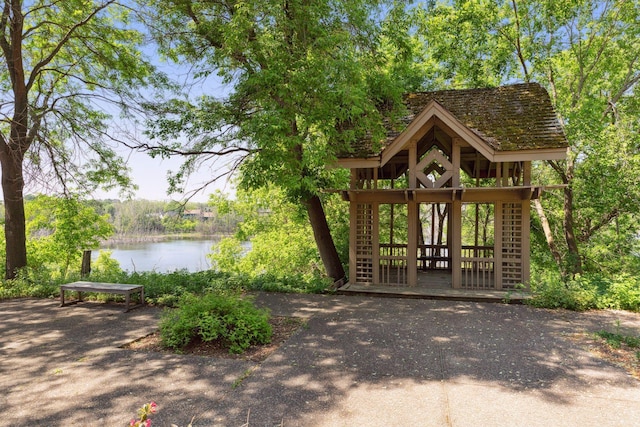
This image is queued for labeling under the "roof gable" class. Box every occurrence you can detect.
[338,83,569,166]
[380,99,493,167]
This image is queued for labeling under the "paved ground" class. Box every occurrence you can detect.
[1,294,640,426]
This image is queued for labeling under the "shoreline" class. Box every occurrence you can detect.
[99,232,231,246]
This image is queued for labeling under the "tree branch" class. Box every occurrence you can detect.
[27,0,116,91]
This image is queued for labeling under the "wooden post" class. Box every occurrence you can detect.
[452,138,461,187]
[407,141,418,286]
[408,199,418,286]
[451,200,462,289]
[502,162,510,187]
[523,161,531,186]
[81,250,91,278]
[408,141,417,189]
[451,138,462,289]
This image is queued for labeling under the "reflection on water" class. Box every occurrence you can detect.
[93,238,219,272]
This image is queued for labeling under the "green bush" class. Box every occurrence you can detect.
[529,272,640,312]
[247,272,330,294]
[594,274,640,311]
[159,292,272,354]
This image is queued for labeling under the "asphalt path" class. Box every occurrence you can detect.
[1,293,639,426]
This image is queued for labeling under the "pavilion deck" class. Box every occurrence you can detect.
[338,270,529,304]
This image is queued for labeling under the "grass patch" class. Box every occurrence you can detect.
[595,330,640,350]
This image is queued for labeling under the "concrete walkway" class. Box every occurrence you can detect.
[1,294,639,426]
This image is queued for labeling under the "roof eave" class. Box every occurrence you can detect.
[493,147,568,162]
[334,157,381,169]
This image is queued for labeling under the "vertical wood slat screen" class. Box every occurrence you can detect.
[355,203,374,284]
[502,202,523,289]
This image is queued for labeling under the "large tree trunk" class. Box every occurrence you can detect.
[562,184,582,276]
[1,148,27,279]
[1,3,30,279]
[562,156,582,277]
[547,157,583,278]
[304,194,345,282]
[532,199,563,270]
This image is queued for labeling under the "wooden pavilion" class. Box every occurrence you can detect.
[336,83,568,293]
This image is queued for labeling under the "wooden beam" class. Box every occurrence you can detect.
[347,186,545,204]
[408,141,417,189]
[493,148,567,162]
[335,158,380,169]
[452,137,461,187]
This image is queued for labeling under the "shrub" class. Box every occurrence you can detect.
[0,267,62,300]
[595,274,640,312]
[528,271,596,311]
[247,272,330,294]
[529,272,640,312]
[159,292,272,354]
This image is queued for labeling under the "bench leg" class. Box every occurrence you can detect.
[60,288,65,307]
[125,292,131,312]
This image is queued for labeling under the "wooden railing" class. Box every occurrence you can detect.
[417,244,450,270]
[376,243,496,289]
[379,244,408,285]
[461,245,495,289]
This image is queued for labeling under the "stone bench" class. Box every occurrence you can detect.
[60,281,144,312]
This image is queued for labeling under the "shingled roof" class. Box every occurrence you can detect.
[342,82,568,159]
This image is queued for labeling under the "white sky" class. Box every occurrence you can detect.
[94,149,236,203]
[94,56,237,203]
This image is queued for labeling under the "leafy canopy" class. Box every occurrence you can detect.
[143,0,413,200]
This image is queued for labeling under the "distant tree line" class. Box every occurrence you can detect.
[85,199,240,237]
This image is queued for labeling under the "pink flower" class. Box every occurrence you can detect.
[149,402,157,413]
[130,419,137,427]
[144,420,152,427]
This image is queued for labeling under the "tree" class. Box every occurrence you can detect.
[412,0,640,278]
[25,195,113,278]
[140,0,414,281]
[0,0,160,278]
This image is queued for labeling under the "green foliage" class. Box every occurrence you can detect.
[161,216,197,234]
[90,251,126,282]
[596,330,640,350]
[410,0,640,279]
[247,273,330,294]
[208,186,345,288]
[529,272,640,312]
[595,275,640,312]
[528,272,599,311]
[23,195,113,279]
[159,292,272,354]
[0,267,61,300]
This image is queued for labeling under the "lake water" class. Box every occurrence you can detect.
[93,238,219,272]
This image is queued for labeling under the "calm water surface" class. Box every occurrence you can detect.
[93,238,219,272]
